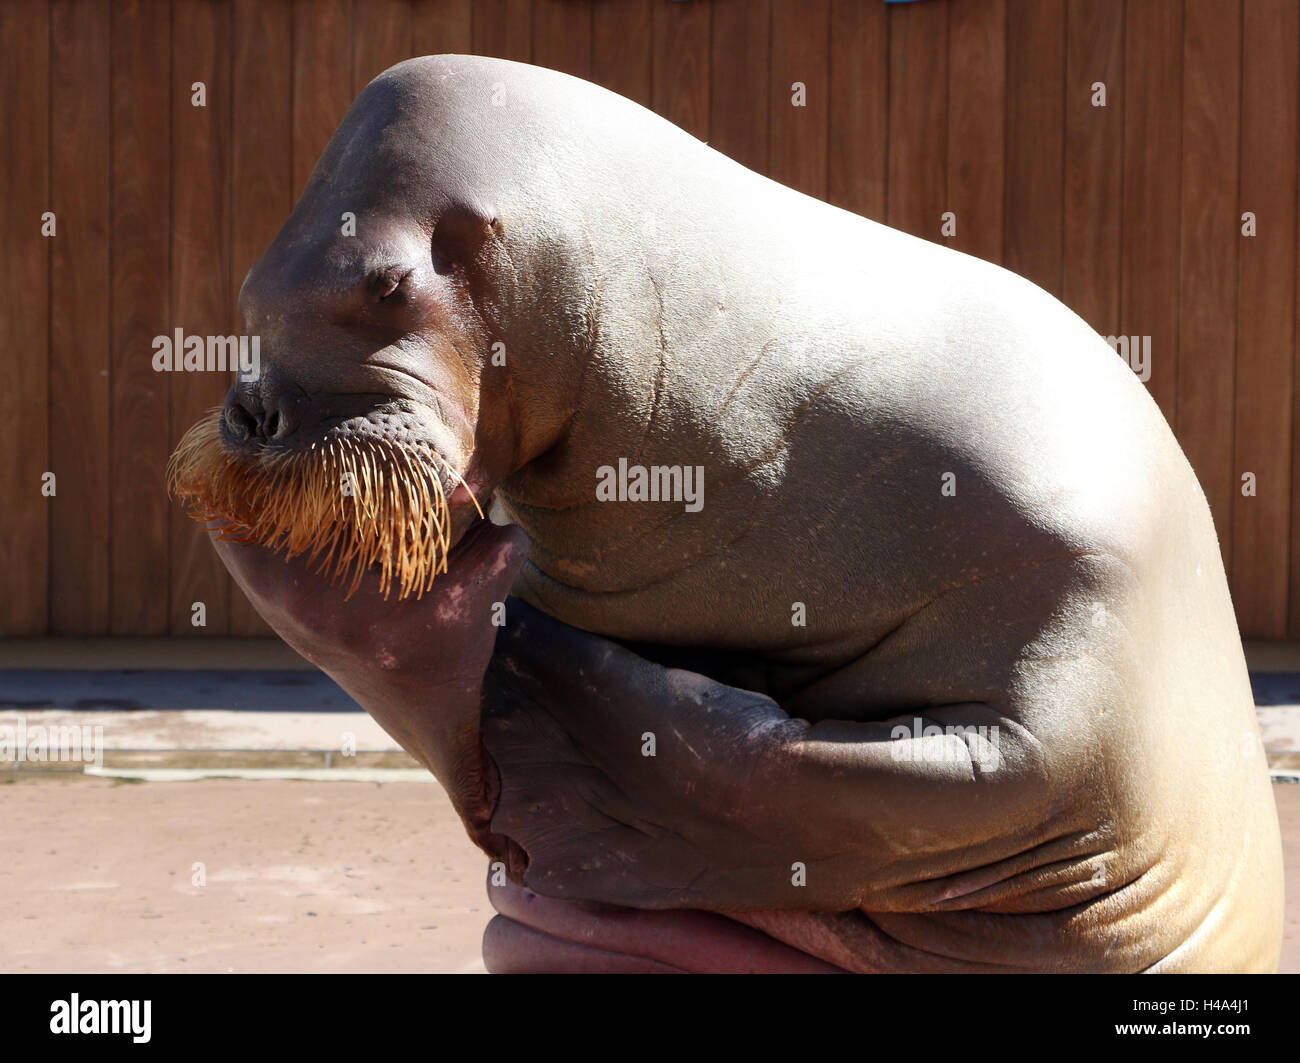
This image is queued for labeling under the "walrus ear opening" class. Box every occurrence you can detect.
[432,204,502,274]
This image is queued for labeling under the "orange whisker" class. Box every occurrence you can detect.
[165,409,475,600]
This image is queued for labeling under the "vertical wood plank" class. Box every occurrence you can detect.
[769,0,828,200]
[49,0,111,634]
[110,0,171,636]
[1005,0,1065,294]
[652,0,709,140]
[947,0,1005,263]
[0,0,49,635]
[170,0,232,637]
[1177,0,1240,573]
[292,0,352,200]
[413,0,473,56]
[1063,0,1124,337]
[1234,0,1297,637]
[827,0,887,221]
[533,0,591,80]
[1120,0,1182,423]
[229,0,293,638]
[1292,50,1300,638]
[473,0,531,61]
[886,0,948,240]
[353,0,414,94]
[711,0,769,173]
[592,0,652,107]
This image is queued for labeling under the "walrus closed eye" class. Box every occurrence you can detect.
[167,410,481,600]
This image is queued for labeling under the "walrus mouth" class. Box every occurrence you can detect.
[166,409,481,600]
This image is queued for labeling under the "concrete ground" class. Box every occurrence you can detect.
[0,774,489,973]
[1281,783,1300,972]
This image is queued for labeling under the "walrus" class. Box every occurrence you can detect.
[170,54,1284,972]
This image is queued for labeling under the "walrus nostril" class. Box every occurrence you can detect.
[223,401,257,442]
[222,394,299,444]
[266,397,300,439]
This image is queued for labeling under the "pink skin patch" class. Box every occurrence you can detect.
[483,878,847,974]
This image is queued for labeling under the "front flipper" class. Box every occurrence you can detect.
[482,598,1091,917]
[210,521,531,861]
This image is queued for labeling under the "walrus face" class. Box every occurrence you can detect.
[168,204,499,600]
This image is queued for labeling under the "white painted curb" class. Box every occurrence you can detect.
[84,766,434,783]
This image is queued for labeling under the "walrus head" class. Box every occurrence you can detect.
[165,216,490,602]
[168,56,595,599]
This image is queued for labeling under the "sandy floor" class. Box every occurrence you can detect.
[1279,783,1300,972]
[0,775,489,973]
[2,773,1297,974]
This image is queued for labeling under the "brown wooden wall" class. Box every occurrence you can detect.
[2,0,1299,639]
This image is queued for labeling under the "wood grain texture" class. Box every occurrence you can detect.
[592,0,652,107]
[413,0,473,56]
[1120,0,1183,423]
[292,0,352,200]
[110,0,171,636]
[0,0,50,635]
[946,0,1005,263]
[1291,31,1300,639]
[711,0,770,174]
[1234,0,1298,637]
[1005,0,1065,295]
[1176,0,1240,576]
[1063,0,1124,338]
[353,0,414,95]
[652,0,709,140]
[473,0,531,61]
[49,0,111,634]
[533,0,591,79]
[827,0,887,221]
[886,0,948,240]
[769,0,828,200]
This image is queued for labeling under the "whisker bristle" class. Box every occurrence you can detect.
[166,411,467,601]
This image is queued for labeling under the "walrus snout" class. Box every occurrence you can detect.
[170,392,485,600]
[222,386,303,446]
[218,377,463,459]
